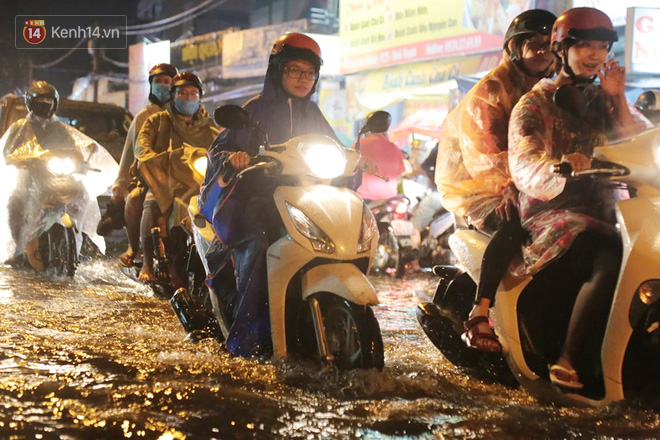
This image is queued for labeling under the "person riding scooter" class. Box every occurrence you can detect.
[200,33,344,358]
[1,81,118,267]
[101,63,178,269]
[508,7,653,391]
[135,71,219,286]
[435,9,557,353]
[355,120,405,203]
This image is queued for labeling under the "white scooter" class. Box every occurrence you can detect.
[176,105,386,369]
[418,125,660,406]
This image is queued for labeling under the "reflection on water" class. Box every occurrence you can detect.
[0,261,657,439]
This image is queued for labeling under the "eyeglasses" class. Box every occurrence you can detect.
[283,66,318,81]
[524,39,550,53]
[177,90,200,99]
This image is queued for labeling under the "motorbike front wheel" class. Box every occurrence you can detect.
[371,228,402,277]
[39,224,77,277]
[302,293,384,370]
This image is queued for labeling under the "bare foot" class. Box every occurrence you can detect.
[139,263,156,283]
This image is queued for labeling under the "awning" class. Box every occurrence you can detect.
[390,107,447,144]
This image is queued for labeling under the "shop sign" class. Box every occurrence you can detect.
[363,52,501,94]
[222,19,308,79]
[339,0,531,73]
[625,7,660,75]
[170,30,234,69]
[573,0,659,27]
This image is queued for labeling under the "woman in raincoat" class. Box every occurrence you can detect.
[435,9,557,353]
[508,7,652,390]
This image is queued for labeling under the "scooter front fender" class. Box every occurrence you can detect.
[301,263,379,305]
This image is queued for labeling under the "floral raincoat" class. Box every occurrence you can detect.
[508,79,652,276]
[435,52,541,228]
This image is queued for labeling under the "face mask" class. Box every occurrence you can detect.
[31,101,53,119]
[151,83,171,103]
[174,97,200,116]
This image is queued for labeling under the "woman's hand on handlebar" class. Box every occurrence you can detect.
[560,152,592,173]
[229,151,250,170]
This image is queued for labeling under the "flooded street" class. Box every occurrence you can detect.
[0,258,658,439]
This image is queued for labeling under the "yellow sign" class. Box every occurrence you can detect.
[339,0,532,72]
[362,52,501,94]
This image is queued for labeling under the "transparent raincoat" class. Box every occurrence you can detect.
[434,52,541,228]
[508,79,652,275]
[0,116,119,262]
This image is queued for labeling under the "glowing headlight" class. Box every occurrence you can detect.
[48,157,75,175]
[358,204,378,253]
[286,202,335,253]
[193,156,208,176]
[638,280,660,305]
[299,142,346,179]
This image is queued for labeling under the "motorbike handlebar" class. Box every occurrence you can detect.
[550,159,630,178]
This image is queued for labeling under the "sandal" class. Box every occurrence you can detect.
[119,251,135,268]
[548,364,584,391]
[138,266,156,283]
[461,315,501,353]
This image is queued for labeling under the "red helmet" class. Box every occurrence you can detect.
[551,7,618,50]
[171,72,203,96]
[269,32,322,70]
[148,63,178,82]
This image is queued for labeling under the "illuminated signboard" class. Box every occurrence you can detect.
[339,0,534,73]
[572,0,660,26]
[625,7,660,75]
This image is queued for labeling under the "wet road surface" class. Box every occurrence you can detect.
[0,258,658,439]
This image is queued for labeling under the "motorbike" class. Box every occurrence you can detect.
[119,145,212,301]
[368,194,419,278]
[417,123,660,406]
[175,105,386,369]
[0,122,118,276]
[410,189,455,268]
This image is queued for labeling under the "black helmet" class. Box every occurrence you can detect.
[148,63,178,83]
[504,9,556,50]
[25,81,59,118]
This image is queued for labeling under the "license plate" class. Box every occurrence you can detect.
[391,219,416,237]
[398,237,412,246]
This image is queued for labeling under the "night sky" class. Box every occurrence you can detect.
[0,0,139,97]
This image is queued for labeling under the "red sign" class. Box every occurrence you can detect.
[23,20,46,45]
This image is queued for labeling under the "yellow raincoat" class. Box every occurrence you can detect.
[435,52,543,228]
[135,106,219,229]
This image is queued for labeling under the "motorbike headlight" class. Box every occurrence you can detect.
[299,141,346,179]
[286,201,335,253]
[193,156,208,177]
[48,157,75,175]
[358,204,378,253]
[638,280,660,305]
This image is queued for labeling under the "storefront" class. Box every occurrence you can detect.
[328,0,533,163]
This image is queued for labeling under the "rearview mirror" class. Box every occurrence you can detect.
[214,105,250,129]
[554,85,588,119]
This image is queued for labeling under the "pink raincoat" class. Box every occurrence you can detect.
[435,52,541,228]
[508,79,652,275]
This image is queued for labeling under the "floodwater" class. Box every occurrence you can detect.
[0,258,658,440]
